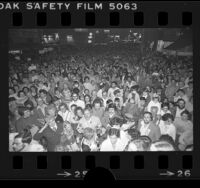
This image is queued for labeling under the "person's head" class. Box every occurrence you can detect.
[70,104,77,113]
[84,108,92,120]
[179,81,185,88]
[84,89,90,95]
[75,107,84,118]
[13,128,32,151]
[91,90,97,98]
[102,91,108,99]
[9,87,16,96]
[177,89,185,97]
[18,106,31,118]
[143,112,152,124]
[54,87,60,95]
[150,141,175,151]
[177,99,186,109]
[72,92,79,101]
[114,98,120,106]
[150,106,159,116]
[47,104,57,117]
[84,94,91,103]
[108,103,116,116]
[181,110,190,121]
[162,113,174,125]
[22,87,30,95]
[111,81,117,89]
[127,76,132,82]
[73,81,79,88]
[93,99,102,109]
[132,136,152,151]
[63,121,74,137]
[59,103,68,113]
[36,97,44,106]
[152,93,159,102]
[108,128,120,145]
[83,127,95,140]
[39,89,47,98]
[162,103,169,113]
[17,90,26,98]
[113,89,121,97]
[84,76,90,83]
[140,97,146,106]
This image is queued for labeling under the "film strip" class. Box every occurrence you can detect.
[0,1,200,180]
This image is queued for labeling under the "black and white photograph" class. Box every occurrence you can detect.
[9,28,193,152]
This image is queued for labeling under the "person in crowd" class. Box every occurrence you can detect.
[92,99,105,122]
[33,104,64,151]
[15,106,43,133]
[158,113,176,141]
[137,112,161,142]
[69,92,85,110]
[147,93,161,115]
[12,128,46,152]
[174,110,193,150]
[84,94,92,106]
[58,103,70,122]
[77,107,102,133]
[81,127,98,151]
[160,103,171,117]
[100,128,127,151]
[174,99,186,120]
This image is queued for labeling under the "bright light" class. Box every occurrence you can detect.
[133,33,137,36]
[96,30,99,34]
[88,35,93,39]
[104,30,110,33]
[89,32,93,35]
[88,40,92,43]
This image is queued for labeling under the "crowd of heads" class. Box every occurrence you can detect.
[9,44,193,152]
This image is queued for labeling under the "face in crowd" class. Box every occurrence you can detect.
[84,109,92,120]
[178,100,185,109]
[12,137,24,151]
[143,113,152,124]
[72,93,78,101]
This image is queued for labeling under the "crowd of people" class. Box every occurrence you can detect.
[9,44,193,152]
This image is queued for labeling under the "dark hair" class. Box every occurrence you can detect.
[72,88,80,95]
[18,106,30,116]
[54,87,60,93]
[24,100,34,111]
[158,135,177,150]
[39,89,47,95]
[162,113,174,121]
[108,103,116,110]
[106,99,113,105]
[85,104,93,110]
[181,110,190,117]
[162,102,169,108]
[177,98,186,104]
[140,97,146,101]
[143,111,153,120]
[22,87,30,93]
[93,98,102,107]
[75,106,83,115]
[15,128,32,144]
[177,89,185,94]
[84,94,91,102]
[108,128,120,138]
[114,97,120,102]
[17,90,25,98]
